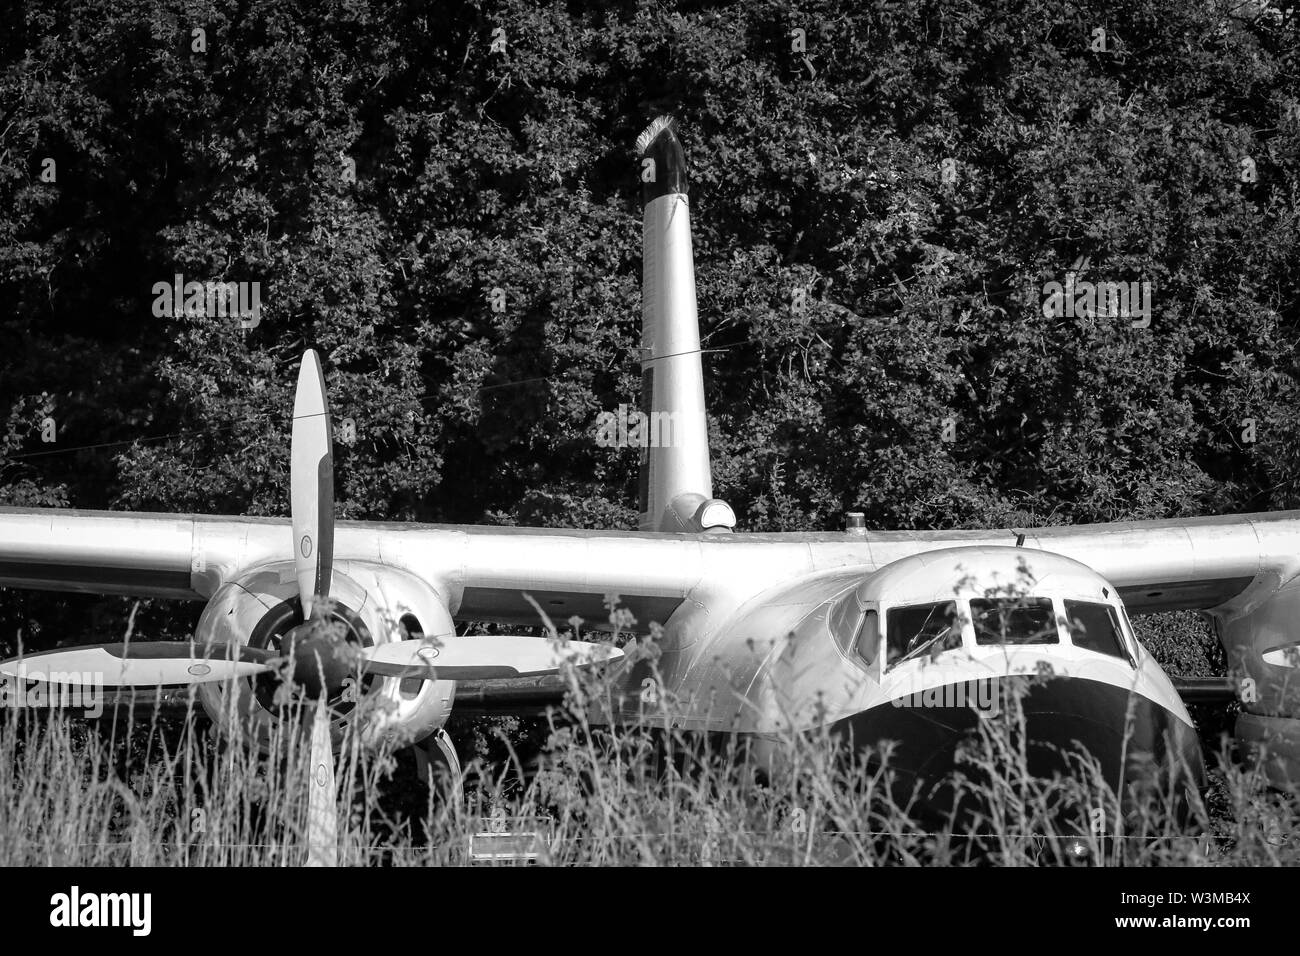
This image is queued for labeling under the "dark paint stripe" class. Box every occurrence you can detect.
[315,452,333,599]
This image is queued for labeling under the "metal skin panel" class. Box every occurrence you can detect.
[637,548,1192,736]
[851,545,1119,608]
[660,549,1203,802]
[0,509,197,598]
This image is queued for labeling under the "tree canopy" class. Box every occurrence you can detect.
[2,0,1298,647]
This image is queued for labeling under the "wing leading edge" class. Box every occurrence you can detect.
[1,506,1299,624]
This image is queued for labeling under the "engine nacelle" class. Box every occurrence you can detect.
[195,561,456,749]
[1217,572,1300,791]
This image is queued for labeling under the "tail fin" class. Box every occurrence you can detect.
[635,117,735,534]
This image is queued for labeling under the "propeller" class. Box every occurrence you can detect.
[0,350,624,701]
[0,630,623,693]
[291,348,334,622]
[362,634,623,681]
[306,698,337,867]
[0,349,624,865]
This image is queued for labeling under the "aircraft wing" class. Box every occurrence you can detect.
[2,506,1299,623]
[0,508,201,599]
[0,507,703,632]
[3,505,1300,729]
[970,509,1300,616]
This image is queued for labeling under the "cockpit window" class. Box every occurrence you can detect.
[970,597,1058,645]
[855,610,880,665]
[828,594,880,668]
[1064,600,1129,661]
[887,601,960,667]
[829,593,864,652]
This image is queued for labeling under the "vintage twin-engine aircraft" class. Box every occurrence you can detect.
[1,117,1299,816]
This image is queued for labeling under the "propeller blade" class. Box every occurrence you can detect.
[304,699,338,867]
[291,349,335,621]
[358,636,624,681]
[0,642,275,687]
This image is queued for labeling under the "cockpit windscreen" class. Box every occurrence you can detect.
[970,597,1058,646]
[887,601,960,667]
[1063,600,1131,661]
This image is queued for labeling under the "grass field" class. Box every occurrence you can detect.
[1,655,1297,867]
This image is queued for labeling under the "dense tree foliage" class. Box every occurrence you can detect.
[1,0,1298,650]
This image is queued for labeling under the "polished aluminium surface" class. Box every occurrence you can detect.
[0,504,1293,613]
[1,504,1298,725]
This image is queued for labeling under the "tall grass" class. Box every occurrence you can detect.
[0,668,1296,866]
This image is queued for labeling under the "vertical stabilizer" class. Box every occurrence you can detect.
[635,116,735,534]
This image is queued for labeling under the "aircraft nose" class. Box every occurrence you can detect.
[832,674,1204,825]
